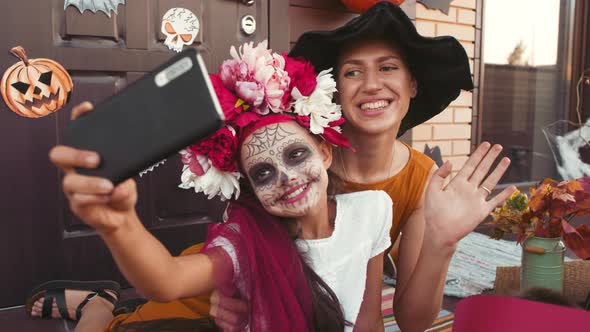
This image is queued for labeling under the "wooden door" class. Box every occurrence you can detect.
[581,2,590,123]
[0,0,269,308]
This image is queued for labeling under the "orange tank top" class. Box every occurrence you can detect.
[332,144,434,255]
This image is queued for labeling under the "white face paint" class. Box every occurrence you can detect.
[241,122,330,219]
[161,8,200,53]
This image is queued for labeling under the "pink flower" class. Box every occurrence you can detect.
[255,53,290,113]
[236,40,275,79]
[180,149,210,176]
[224,41,290,114]
[219,59,248,91]
[236,81,265,109]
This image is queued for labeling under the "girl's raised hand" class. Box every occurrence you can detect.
[49,102,138,234]
[423,142,516,250]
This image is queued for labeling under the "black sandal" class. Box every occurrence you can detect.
[25,280,120,321]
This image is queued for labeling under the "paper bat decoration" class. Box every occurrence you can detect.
[417,0,453,14]
[64,0,126,18]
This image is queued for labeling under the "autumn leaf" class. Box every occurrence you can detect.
[574,190,590,216]
[578,177,590,192]
[561,221,590,259]
[552,191,576,203]
[528,190,548,212]
[562,179,583,193]
[549,196,577,216]
[541,178,558,186]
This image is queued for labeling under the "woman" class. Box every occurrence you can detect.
[288,2,514,331]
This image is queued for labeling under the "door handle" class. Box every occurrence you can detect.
[241,0,255,5]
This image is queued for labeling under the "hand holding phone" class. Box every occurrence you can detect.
[50,102,140,233]
[63,48,224,184]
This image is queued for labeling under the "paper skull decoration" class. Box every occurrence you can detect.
[161,8,199,53]
[1,46,73,118]
[340,0,405,13]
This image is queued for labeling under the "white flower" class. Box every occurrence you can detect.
[179,164,241,201]
[315,69,338,96]
[291,69,341,134]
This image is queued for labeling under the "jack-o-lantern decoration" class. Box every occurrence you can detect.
[340,0,405,13]
[1,46,73,118]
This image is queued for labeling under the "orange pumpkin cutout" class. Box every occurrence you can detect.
[1,46,73,118]
[340,0,405,13]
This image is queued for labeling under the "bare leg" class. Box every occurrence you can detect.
[74,296,115,332]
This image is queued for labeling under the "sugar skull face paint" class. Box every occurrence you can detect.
[241,121,330,218]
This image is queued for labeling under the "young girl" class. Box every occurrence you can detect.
[48,41,391,331]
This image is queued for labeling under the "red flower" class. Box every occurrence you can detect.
[210,74,243,122]
[190,127,239,172]
[282,54,318,106]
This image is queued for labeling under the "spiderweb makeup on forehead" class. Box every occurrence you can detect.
[242,124,294,159]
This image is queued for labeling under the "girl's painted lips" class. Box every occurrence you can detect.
[280,183,311,203]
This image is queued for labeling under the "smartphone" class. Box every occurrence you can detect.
[63,48,224,184]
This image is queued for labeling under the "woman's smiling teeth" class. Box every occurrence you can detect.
[360,100,390,111]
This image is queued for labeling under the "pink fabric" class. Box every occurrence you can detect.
[453,295,590,331]
[201,190,314,332]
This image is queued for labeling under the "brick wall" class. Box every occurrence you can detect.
[412,0,481,177]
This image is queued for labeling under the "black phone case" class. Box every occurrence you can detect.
[63,48,224,184]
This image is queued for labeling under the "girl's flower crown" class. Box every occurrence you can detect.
[179,40,351,201]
